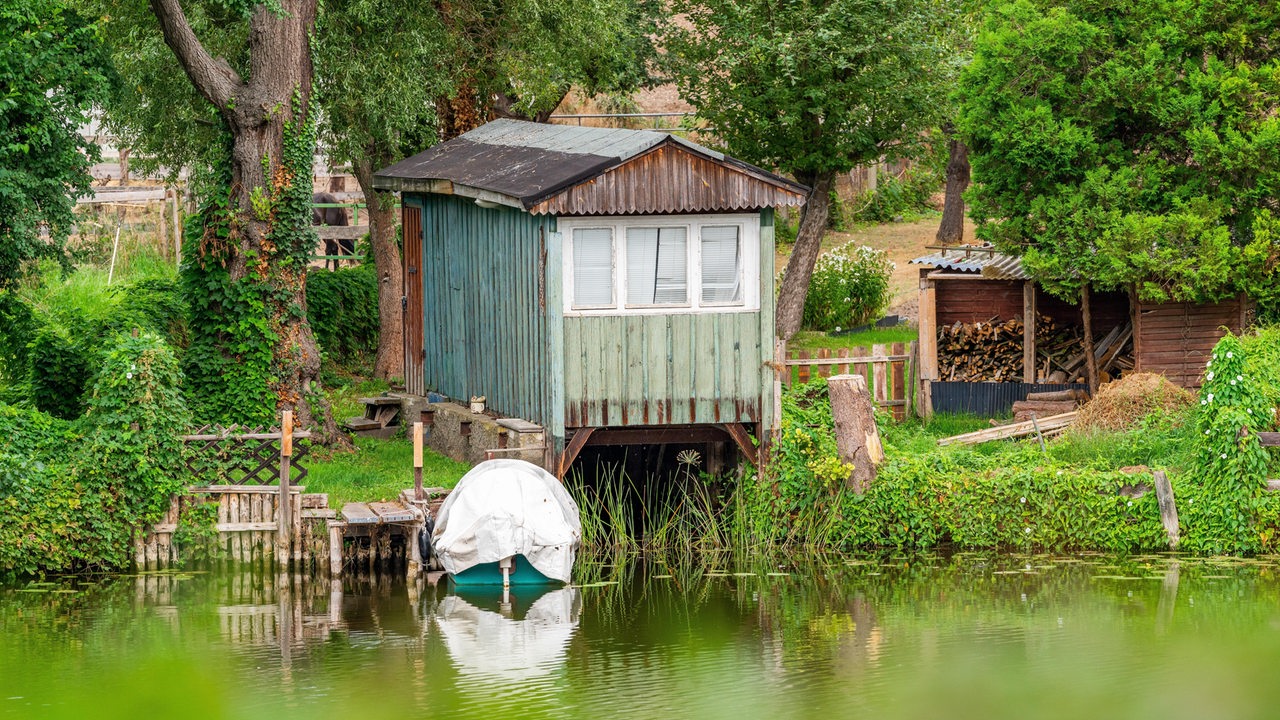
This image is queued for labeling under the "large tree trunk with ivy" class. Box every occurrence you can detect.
[151,0,345,445]
[775,171,835,341]
[353,155,404,380]
[936,122,970,245]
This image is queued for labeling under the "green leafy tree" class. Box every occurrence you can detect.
[664,0,955,340]
[0,0,115,287]
[959,0,1280,349]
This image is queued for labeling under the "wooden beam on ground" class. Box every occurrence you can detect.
[1258,432,1280,447]
[937,411,1079,446]
[558,427,595,478]
[721,423,759,466]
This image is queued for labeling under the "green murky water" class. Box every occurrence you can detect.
[4,554,1280,719]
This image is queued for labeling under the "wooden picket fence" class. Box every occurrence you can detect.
[135,414,315,570]
[781,341,917,420]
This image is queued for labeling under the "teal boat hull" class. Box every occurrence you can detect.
[449,554,562,586]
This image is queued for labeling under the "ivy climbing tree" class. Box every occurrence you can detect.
[104,0,345,440]
[663,0,955,341]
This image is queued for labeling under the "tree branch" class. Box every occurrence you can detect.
[149,0,242,110]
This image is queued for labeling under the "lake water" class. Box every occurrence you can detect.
[4,553,1280,719]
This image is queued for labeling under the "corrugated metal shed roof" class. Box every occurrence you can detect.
[910,245,1029,280]
[373,119,807,213]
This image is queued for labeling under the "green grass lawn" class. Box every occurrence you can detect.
[304,437,470,507]
[788,325,919,354]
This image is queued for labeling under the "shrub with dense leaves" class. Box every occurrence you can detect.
[27,324,90,419]
[306,262,379,367]
[0,332,190,576]
[797,243,893,332]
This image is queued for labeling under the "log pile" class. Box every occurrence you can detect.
[938,315,1134,383]
[1011,389,1089,422]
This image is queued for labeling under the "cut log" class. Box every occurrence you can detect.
[1012,400,1080,422]
[1025,389,1088,402]
[1153,470,1179,548]
[938,411,1078,446]
[829,374,883,494]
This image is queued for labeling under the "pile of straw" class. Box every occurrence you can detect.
[1075,372,1194,431]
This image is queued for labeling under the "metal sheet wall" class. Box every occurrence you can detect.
[416,193,556,427]
[931,382,1090,416]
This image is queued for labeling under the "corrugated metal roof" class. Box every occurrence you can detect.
[373,118,805,213]
[910,245,1029,280]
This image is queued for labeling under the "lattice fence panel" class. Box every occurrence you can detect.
[182,425,311,486]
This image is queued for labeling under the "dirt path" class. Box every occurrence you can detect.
[774,216,976,322]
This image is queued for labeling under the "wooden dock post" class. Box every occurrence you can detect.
[278,410,293,568]
[1153,470,1180,548]
[413,421,424,501]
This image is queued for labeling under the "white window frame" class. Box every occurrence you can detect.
[561,214,760,316]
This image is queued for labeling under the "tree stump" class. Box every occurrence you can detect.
[829,374,884,493]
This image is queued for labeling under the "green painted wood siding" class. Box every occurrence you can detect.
[562,210,776,431]
[414,193,558,429]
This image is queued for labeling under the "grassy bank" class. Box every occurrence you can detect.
[305,436,469,507]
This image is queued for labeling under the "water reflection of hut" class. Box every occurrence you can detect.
[434,587,581,682]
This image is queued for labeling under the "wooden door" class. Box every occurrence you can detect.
[402,204,424,395]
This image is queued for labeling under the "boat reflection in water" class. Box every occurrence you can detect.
[434,585,581,682]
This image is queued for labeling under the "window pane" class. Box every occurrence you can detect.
[573,228,614,307]
[701,225,741,303]
[626,227,687,305]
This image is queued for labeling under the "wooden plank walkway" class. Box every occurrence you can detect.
[340,501,417,525]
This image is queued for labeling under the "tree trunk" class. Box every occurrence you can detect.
[1080,284,1099,393]
[935,122,970,245]
[775,171,835,341]
[151,0,346,446]
[829,374,883,494]
[354,156,404,380]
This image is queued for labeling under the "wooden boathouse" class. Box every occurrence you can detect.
[374,119,808,475]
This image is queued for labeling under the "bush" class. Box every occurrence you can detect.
[851,166,939,224]
[307,263,379,367]
[798,243,893,332]
[0,332,190,576]
[27,324,90,419]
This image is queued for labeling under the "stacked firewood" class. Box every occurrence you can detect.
[938,315,1134,383]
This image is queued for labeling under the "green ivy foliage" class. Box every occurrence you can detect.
[1180,335,1277,554]
[0,332,190,577]
[27,324,90,420]
[306,263,379,367]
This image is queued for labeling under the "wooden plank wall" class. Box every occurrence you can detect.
[417,193,557,427]
[402,202,425,395]
[1134,296,1244,388]
[134,487,305,571]
[784,343,912,420]
[563,311,765,427]
[935,277,1024,325]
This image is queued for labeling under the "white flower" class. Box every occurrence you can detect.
[1024,527,1032,535]
[834,326,841,332]
[130,364,136,372]
[1201,400,1207,406]
[1221,453,1228,459]
[1227,351,1234,358]
[1207,393,1214,403]
[1205,430,1211,435]
[1020,497,1027,503]
[126,372,133,379]
[1238,375,1244,382]
[1127,501,1133,507]
[1247,408,1252,414]
[1231,380,1237,385]
[1207,371,1215,381]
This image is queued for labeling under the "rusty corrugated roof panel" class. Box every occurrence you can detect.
[374,118,807,214]
[909,245,1029,280]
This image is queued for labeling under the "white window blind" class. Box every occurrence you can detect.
[626,227,687,305]
[573,228,614,307]
[701,225,742,304]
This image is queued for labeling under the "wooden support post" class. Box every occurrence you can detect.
[328,521,343,575]
[1081,285,1099,393]
[774,339,785,437]
[1023,280,1037,383]
[278,410,293,568]
[557,427,594,479]
[917,277,937,418]
[413,421,424,501]
[1153,470,1179,549]
[722,423,759,466]
[829,374,883,493]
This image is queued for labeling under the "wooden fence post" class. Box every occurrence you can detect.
[413,421,424,501]
[1153,470,1179,548]
[278,410,293,568]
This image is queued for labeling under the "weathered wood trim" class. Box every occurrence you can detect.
[722,423,759,466]
[190,485,304,494]
[558,427,595,478]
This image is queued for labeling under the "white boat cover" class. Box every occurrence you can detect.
[431,459,582,583]
[435,587,581,681]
